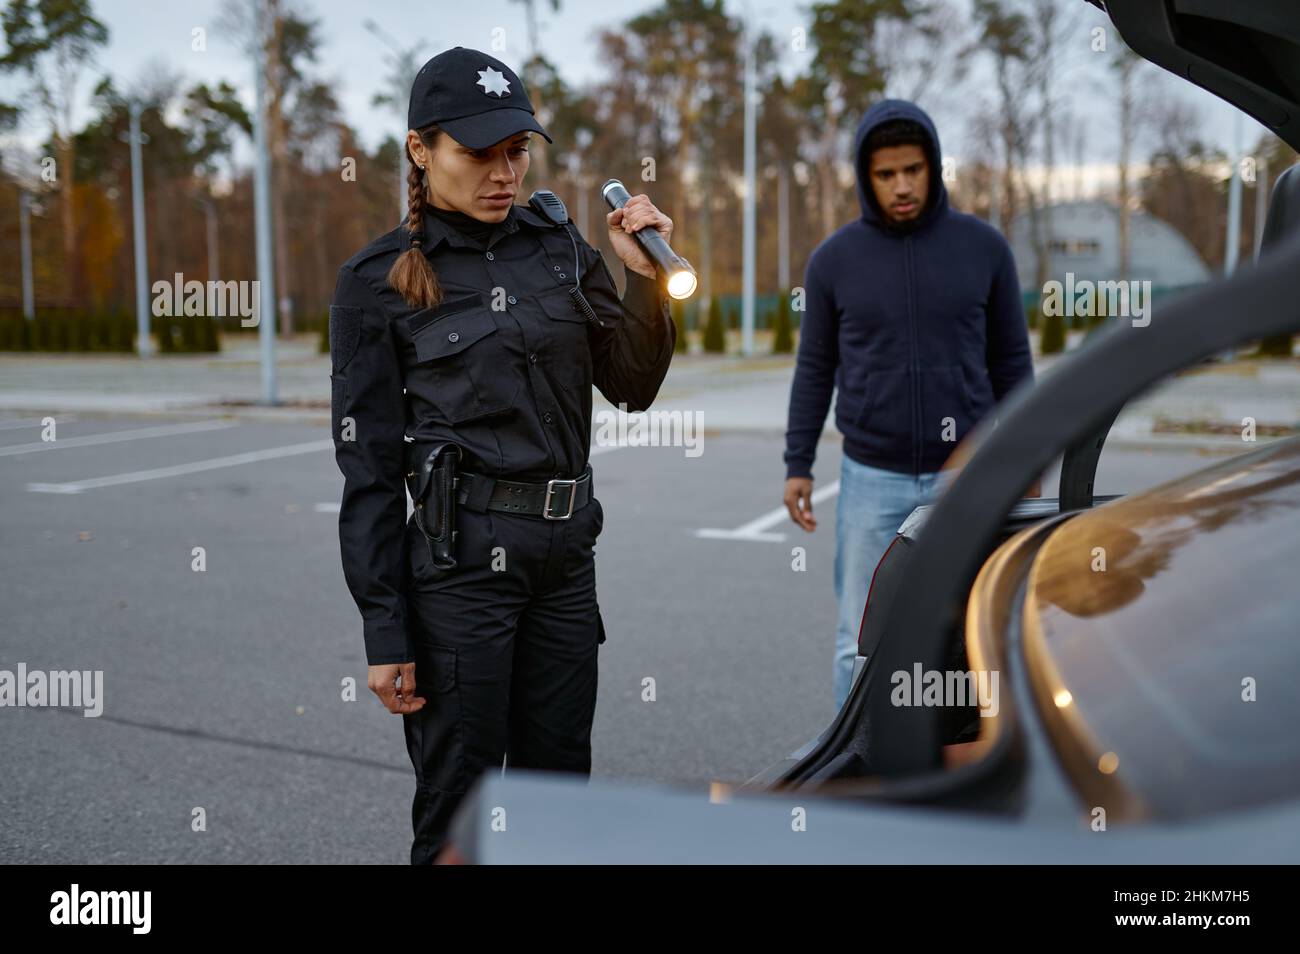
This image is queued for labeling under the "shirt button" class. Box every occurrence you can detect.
[543,413,554,425]
[448,332,459,342]
[485,251,495,261]
[528,352,538,364]
[507,295,517,305]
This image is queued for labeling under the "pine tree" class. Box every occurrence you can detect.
[1040,308,1066,354]
[702,297,726,353]
[772,291,793,354]
[671,299,688,353]
[1258,334,1294,357]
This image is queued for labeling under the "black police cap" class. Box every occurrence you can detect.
[407,46,553,149]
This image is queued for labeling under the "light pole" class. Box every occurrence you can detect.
[201,197,220,281]
[252,0,277,403]
[740,15,757,357]
[128,100,153,357]
[777,162,789,291]
[573,127,593,238]
[1253,155,1269,261]
[1225,110,1243,276]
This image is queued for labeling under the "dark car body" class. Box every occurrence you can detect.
[442,0,1300,862]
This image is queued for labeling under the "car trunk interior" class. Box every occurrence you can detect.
[744,0,1300,809]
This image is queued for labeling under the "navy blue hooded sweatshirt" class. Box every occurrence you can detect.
[784,99,1033,479]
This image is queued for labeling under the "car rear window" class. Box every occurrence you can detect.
[1023,438,1300,820]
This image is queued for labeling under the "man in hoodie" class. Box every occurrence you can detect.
[783,100,1034,709]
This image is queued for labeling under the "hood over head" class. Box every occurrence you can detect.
[853,99,948,232]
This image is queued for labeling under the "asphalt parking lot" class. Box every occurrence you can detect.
[0,411,1240,862]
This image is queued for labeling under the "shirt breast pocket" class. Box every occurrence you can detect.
[405,293,519,424]
[534,284,590,392]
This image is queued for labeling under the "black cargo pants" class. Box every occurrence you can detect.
[401,488,606,865]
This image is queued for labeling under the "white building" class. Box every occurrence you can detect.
[1006,199,1211,291]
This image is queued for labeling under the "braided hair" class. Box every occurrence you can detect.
[386,124,444,309]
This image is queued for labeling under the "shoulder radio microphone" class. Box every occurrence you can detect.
[528,189,603,326]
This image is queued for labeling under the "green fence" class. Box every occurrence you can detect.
[1020,283,1207,331]
[0,308,137,352]
[0,307,229,353]
[679,294,809,332]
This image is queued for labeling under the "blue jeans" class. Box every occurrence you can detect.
[833,455,946,709]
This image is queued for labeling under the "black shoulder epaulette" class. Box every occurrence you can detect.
[516,203,566,230]
[341,229,403,272]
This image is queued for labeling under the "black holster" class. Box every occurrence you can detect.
[406,441,462,569]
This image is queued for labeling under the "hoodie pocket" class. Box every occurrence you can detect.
[921,365,977,448]
[854,367,912,452]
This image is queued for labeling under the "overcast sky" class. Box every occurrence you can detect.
[0,0,1272,190]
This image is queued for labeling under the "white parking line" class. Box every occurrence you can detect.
[316,499,417,517]
[695,480,841,543]
[0,419,234,457]
[26,439,333,494]
[0,415,78,432]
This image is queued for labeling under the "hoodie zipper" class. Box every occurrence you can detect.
[904,235,920,476]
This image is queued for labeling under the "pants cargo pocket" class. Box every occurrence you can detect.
[402,644,465,795]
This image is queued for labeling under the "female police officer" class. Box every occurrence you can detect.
[327,46,676,863]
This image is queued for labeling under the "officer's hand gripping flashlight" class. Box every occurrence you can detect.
[601,179,698,300]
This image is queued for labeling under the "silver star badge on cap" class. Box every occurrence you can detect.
[476,66,511,98]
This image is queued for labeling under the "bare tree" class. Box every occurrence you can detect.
[799,0,921,237]
[1139,91,1225,267]
[509,0,562,182]
[878,0,972,103]
[1114,42,1143,277]
[1027,0,1069,284]
[0,0,109,305]
[363,19,424,224]
[614,0,744,309]
[973,0,1046,284]
[220,0,321,336]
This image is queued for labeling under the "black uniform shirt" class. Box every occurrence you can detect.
[328,200,676,665]
[426,202,499,243]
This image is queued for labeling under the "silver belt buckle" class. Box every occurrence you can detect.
[543,477,578,520]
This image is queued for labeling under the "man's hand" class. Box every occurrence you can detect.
[784,477,817,532]
[607,193,673,280]
[368,662,426,715]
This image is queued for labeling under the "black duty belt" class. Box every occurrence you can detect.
[455,465,593,520]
